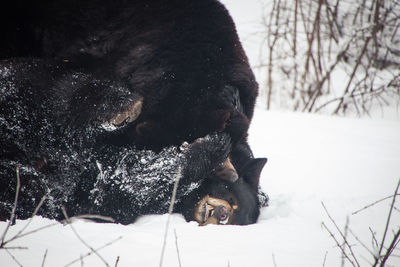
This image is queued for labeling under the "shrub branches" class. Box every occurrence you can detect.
[322,178,400,266]
[256,0,400,116]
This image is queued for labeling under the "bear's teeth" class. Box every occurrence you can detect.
[220,216,229,225]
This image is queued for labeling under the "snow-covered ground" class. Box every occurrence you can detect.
[1,109,400,267]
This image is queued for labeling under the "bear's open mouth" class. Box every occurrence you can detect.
[202,202,229,224]
[194,195,237,225]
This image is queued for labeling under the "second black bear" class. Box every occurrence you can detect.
[0,59,268,225]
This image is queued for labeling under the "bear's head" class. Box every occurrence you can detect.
[178,154,267,226]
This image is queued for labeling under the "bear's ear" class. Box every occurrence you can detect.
[241,158,268,190]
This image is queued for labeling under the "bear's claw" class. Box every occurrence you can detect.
[109,97,143,127]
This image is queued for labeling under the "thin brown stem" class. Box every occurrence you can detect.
[321,222,357,267]
[322,202,360,267]
[63,236,123,267]
[41,249,48,267]
[352,194,400,215]
[379,228,400,267]
[62,207,110,267]
[0,167,21,247]
[159,167,182,267]
[373,178,400,266]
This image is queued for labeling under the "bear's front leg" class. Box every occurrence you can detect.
[180,133,232,185]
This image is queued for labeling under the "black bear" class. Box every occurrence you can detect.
[0,59,267,225]
[1,0,258,150]
[0,0,268,225]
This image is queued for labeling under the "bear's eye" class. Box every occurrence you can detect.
[208,209,214,218]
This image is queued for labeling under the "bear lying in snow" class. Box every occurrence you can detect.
[0,0,268,225]
[0,60,268,224]
[1,0,258,150]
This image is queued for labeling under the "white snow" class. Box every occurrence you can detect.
[1,109,400,267]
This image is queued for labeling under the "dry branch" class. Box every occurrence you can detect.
[41,249,48,267]
[0,168,122,266]
[5,248,23,267]
[322,202,360,267]
[62,207,110,267]
[63,236,123,267]
[321,222,357,267]
[159,167,182,267]
[373,178,400,266]
[114,256,120,267]
[379,227,400,267]
[0,167,21,248]
[257,0,400,115]
[349,229,375,258]
[352,194,400,215]
[3,195,47,246]
[322,250,328,267]
[174,229,182,267]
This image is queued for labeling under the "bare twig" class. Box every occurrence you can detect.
[321,222,357,267]
[257,0,400,115]
[370,227,379,251]
[265,0,282,110]
[63,236,122,267]
[41,249,48,267]
[333,36,372,115]
[340,216,350,267]
[4,221,60,244]
[0,167,21,247]
[0,171,52,252]
[300,0,323,106]
[5,248,23,267]
[174,229,182,267]
[322,251,328,267]
[159,167,182,267]
[379,227,400,267]
[0,246,28,249]
[373,178,400,266]
[114,256,120,267]
[360,254,374,266]
[62,207,110,267]
[352,194,400,215]
[292,0,299,99]
[349,228,375,258]
[3,195,47,247]
[1,193,60,249]
[322,202,360,267]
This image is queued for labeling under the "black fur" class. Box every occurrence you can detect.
[0,0,268,225]
[1,0,258,150]
[0,58,267,225]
